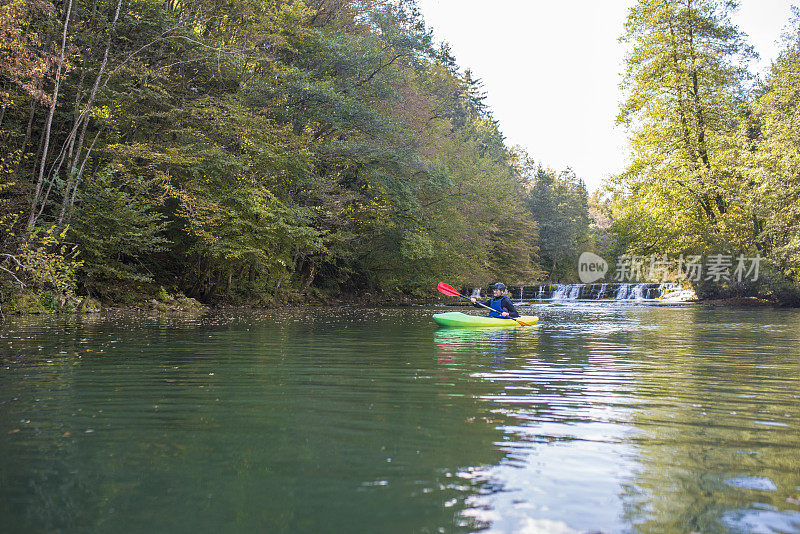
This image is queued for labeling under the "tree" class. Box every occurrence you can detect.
[521,159,591,281]
[745,8,800,299]
[1,0,556,305]
[614,0,754,254]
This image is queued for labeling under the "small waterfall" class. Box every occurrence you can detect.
[630,284,647,300]
[615,283,654,300]
[552,284,584,300]
[470,288,482,298]
[499,282,686,302]
[551,284,568,300]
[616,283,631,299]
[597,283,609,299]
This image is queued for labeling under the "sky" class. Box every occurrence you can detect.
[414,0,798,191]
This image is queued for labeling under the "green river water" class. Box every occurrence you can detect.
[1,304,799,533]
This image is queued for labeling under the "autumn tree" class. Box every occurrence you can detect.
[744,8,800,302]
[614,0,754,254]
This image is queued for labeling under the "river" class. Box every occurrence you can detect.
[2,304,799,533]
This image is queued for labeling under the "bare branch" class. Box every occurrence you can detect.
[0,254,26,288]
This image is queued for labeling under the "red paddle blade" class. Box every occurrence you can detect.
[437,282,462,297]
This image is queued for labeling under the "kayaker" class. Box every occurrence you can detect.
[471,283,519,319]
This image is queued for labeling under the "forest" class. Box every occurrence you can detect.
[1,0,799,310]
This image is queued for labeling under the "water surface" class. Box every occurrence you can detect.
[2,305,799,533]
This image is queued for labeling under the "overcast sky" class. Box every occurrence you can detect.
[415,0,798,191]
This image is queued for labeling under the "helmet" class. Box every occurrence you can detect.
[492,282,506,291]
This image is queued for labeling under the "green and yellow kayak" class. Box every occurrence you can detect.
[432,312,539,327]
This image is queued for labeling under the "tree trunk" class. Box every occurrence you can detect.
[58,0,123,225]
[302,265,316,294]
[28,0,73,230]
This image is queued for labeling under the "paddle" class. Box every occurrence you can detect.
[437,282,533,326]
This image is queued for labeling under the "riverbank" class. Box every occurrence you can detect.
[0,286,451,316]
[2,288,794,317]
[701,296,782,307]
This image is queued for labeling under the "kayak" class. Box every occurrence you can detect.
[433,312,539,327]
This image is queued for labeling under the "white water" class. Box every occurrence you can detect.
[597,283,609,299]
[544,283,683,301]
[552,284,584,300]
[616,283,647,300]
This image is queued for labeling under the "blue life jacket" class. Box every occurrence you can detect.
[488,297,508,318]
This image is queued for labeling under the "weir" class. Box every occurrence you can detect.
[465,282,685,301]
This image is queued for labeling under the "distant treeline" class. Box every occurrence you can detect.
[0,0,596,308]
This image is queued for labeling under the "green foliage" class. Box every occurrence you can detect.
[3,291,47,314]
[518,153,591,281]
[608,0,800,303]
[70,170,169,296]
[17,226,83,299]
[1,0,591,306]
[0,221,84,313]
[156,286,169,302]
[747,8,800,286]
[614,0,755,251]
[692,258,800,305]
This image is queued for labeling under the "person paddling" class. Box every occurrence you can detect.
[471,283,519,319]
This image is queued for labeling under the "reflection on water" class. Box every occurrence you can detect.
[2,305,800,533]
[433,327,531,367]
[432,305,800,533]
